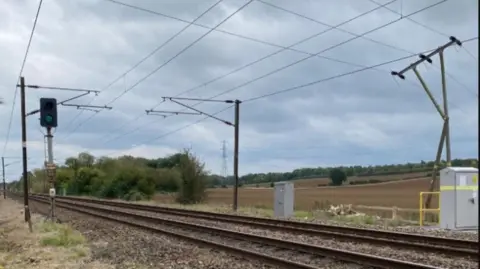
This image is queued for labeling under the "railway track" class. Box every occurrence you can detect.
[8,192,478,268]
[39,194,478,258]
[21,194,445,269]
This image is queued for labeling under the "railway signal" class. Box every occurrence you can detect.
[40,98,58,128]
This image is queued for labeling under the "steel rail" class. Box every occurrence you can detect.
[22,194,441,269]
[44,194,478,253]
[25,196,318,269]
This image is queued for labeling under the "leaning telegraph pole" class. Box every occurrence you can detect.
[391,36,462,209]
[149,97,242,211]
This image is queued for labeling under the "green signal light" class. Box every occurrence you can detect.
[45,115,53,123]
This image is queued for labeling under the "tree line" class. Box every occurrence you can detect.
[7,150,209,204]
[6,151,477,202]
[219,158,478,186]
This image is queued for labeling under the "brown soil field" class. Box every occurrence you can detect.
[245,171,428,188]
[155,177,438,210]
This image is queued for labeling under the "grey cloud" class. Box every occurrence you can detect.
[0,0,477,177]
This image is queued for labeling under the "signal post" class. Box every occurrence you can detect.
[18,77,112,225]
[40,97,58,222]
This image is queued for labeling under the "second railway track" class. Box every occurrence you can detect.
[41,194,478,258]
[22,194,444,269]
[12,193,475,269]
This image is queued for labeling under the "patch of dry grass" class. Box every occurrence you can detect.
[138,199,423,227]
[0,198,115,269]
[38,221,86,247]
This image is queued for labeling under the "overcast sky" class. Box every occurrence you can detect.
[0,0,478,181]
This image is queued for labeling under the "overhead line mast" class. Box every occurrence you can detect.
[391,36,462,209]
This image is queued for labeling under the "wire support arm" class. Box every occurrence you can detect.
[17,84,112,110]
[25,109,40,117]
[59,92,91,105]
[146,109,202,116]
[78,107,101,113]
[20,85,101,93]
[61,103,113,110]
[391,36,462,79]
[165,98,234,126]
[162,96,234,103]
[58,91,112,110]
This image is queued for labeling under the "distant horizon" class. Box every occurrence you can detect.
[4,155,478,184]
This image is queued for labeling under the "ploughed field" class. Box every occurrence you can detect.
[155,176,437,210]
[245,171,429,188]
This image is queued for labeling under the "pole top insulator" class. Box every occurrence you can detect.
[450,36,462,46]
[391,71,405,80]
[419,54,433,64]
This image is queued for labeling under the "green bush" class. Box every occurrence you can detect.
[123,189,147,201]
[329,168,347,186]
[175,150,208,204]
[155,168,180,192]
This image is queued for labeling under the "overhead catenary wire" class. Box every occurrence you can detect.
[364,0,479,98]
[164,0,450,110]
[462,46,478,62]
[430,64,478,97]
[102,53,428,157]
[368,0,451,38]
[59,0,253,142]
[57,0,226,141]
[24,0,474,161]
[143,0,403,113]
[69,0,399,145]
[105,105,234,158]
[103,39,477,157]
[2,0,44,156]
[244,37,478,103]
[241,141,444,154]
[98,0,432,146]
[257,0,415,55]
[98,0,401,145]
[101,0,465,147]
[256,0,478,105]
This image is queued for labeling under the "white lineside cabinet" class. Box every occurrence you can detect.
[439,167,478,230]
[274,181,294,218]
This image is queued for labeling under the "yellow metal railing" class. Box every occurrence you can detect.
[419,191,440,226]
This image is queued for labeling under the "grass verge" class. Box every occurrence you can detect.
[0,199,114,269]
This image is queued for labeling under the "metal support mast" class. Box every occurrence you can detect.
[233,100,240,211]
[19,77,32,231]
[153,97,242,211]
[221,140,228,181]
[391,36,462,209]
[1,157,5,199]
[45,127,56,222]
